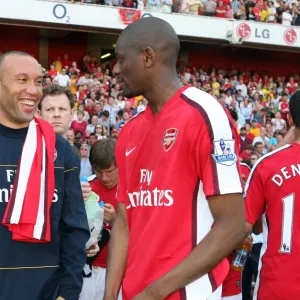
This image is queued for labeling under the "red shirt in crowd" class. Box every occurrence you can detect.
[287,81,298,94]
[84,106,96,117]
[116,86,242,300]
[48,69,57,77]
[245,144,300,299]
[62,59,72,68]
[215,5,227,17]
[88,175,118,268]
[70,120,88,136]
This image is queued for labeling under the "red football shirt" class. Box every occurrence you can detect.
[88,175,118,268]
[222,162,250,297]
[116,86,242,300]
[245,143,300,299]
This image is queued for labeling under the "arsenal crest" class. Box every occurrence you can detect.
[162,128,178,152]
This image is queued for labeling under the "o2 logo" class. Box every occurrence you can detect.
[53,4,70,23]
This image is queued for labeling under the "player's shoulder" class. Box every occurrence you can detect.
[180,87,230,123]
[251,144,292,174]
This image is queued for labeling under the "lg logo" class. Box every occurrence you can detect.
[284,28,297,45]
[236,23,251,40]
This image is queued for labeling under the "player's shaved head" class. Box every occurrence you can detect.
[0,51,35,77]
[289,91,300,129]
[117,17,180,66]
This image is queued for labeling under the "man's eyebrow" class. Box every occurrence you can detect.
[14,73,43,79]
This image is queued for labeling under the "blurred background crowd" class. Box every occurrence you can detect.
[63,0,300,26]
[43,51,299,176]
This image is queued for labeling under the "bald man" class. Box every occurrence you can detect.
[104,18,245,300]
[0,51,90,300]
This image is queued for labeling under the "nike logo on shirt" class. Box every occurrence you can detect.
[126,147,137,156]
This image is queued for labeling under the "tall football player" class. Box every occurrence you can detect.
[245,90,300,299]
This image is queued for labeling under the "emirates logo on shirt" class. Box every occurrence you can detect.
[162,128,178,152]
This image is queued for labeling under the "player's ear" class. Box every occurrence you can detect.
[35,109,41,118]
[143,47,155,68]
[287,114,294,127]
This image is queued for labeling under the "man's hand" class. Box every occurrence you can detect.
[81,181,91,201]
[56,297,65,300]
[87,242,100,257]
[240,235,253,252]
[104,203,116,224]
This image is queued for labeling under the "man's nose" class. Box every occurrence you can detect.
[113,62,120,77]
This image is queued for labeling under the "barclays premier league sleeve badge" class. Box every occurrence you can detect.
[212,139,237,166]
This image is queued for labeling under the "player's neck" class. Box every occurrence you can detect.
[145,76,182,116]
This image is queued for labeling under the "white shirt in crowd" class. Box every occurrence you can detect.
[271,118,286,132]
[236,83,248,97]
[282,11,293,26]
[54,74,70,87]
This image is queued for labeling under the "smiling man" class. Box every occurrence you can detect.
[0,51,90,300]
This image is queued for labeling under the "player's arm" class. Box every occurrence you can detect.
[104,132,129,300]
[58,144,90,300]
[104,203,129,300]
[244,163,265,237]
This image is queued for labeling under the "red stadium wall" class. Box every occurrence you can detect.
[48,31,88,68]
[0,26,39,59]
[188,46,300,76]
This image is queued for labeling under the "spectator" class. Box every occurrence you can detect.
[62,54,72,68]
[239,126,253,153]
[54,68,70,87]
[78,71,92,86]
[271,111,287,132]
[111,129,119,139]
[53,56,62,72]
[282,7,293,25]
[86,114,99,133]
[236,79,247,97]
[254,141,264,158]
[204,0,217,16]
[48,64,57,78]
[71,111,88,137]
[249,119,261,137]
[66,129,81,156]
[99,111,110,135]
[85,98,96,116]
[69,73,78,95]
[232,0,242,18]
[249,153,258,168]
[240,144,254,161]
[225,4,234,17]
[79,144,93,178]
[95,124,107,140]
[215,1,227,17]
[103,97,119,128]
[87,132,97,149]
[266,0,276,22]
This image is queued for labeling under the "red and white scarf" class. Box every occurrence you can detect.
[2,117,56,243]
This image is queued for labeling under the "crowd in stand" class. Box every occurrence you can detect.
[63,0,300,25]
[43,52,299,175]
